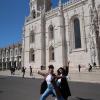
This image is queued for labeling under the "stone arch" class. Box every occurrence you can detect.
[70,15,81,49]
[29,48,35,62]
[49,46,54,61]
[30,30,35,43]
[48,25,54,40]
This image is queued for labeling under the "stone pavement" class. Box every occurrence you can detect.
[0,70,42,79]
[68,68,100,83]
[0,68,100,83]
[1,77,100,100]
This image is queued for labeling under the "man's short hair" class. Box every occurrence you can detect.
[48,65,54,69]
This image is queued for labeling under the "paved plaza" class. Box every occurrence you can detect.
[0,76,100,100]
[0,68,100,83]
[0,68,100,100]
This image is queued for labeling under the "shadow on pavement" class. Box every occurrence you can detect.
[0,90,3,94]
[0,76,7,79]
[76,97,93,100]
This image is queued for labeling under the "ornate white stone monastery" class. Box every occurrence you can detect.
[22,0,100,70]
[0,43,22,70]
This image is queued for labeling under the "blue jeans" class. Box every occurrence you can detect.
[40,84,64,100]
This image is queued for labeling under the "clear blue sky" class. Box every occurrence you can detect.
[0,0,67,48]
[0,0,30,48]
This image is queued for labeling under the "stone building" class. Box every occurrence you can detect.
[0,43,22,70]
[22,0,100,71]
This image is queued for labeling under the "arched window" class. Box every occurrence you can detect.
[48,25,54,40]
[6,51,9,57]
[10,50,13,56]
[30,30,35,43]
[29,49,35,62]
[19,48,22,55]
[49,46,54,61]
[32,9,36,19]
[3,58,5,62]
[74,18,81,49]
[15,49,18,55]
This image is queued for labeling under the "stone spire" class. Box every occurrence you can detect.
[58,0,68,68]
[58,0,63,15]
[44,0,46,12]
[59,0,62,6]
[89,0,95,8]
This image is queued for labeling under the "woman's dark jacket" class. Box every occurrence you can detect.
[40,80,47,94]
[58,77,71,99]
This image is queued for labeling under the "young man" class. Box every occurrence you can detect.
[38,65,64,100]
[22,67,26,78]
[29,66,33,76]
[78,65,81,72]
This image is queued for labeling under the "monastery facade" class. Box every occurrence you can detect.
[22,0,100,70]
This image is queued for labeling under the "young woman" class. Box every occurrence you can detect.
[57,67,71,100]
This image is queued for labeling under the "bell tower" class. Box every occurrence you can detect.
[29,0,51,18]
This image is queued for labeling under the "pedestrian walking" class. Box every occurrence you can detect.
[93,62,96,67]
[78,64,81,72]
[88,64,92,72]
[38,65,64,100]
[12,67,15,75]
[10,66,15,75]
[22,67,26,78]
[10,66,13,75]
[30,66,33,76]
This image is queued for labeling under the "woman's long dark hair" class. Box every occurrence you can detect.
[57,67,66,76]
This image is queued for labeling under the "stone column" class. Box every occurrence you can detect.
[97,6,100,66]
[40,8,46,69]
[58,0,68,68]
[6,61,7,70]
[82,6,87,51]
[89,0,100,66]
[11,61,12,67]
[2,62,3,70]
[22,27,25,68]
